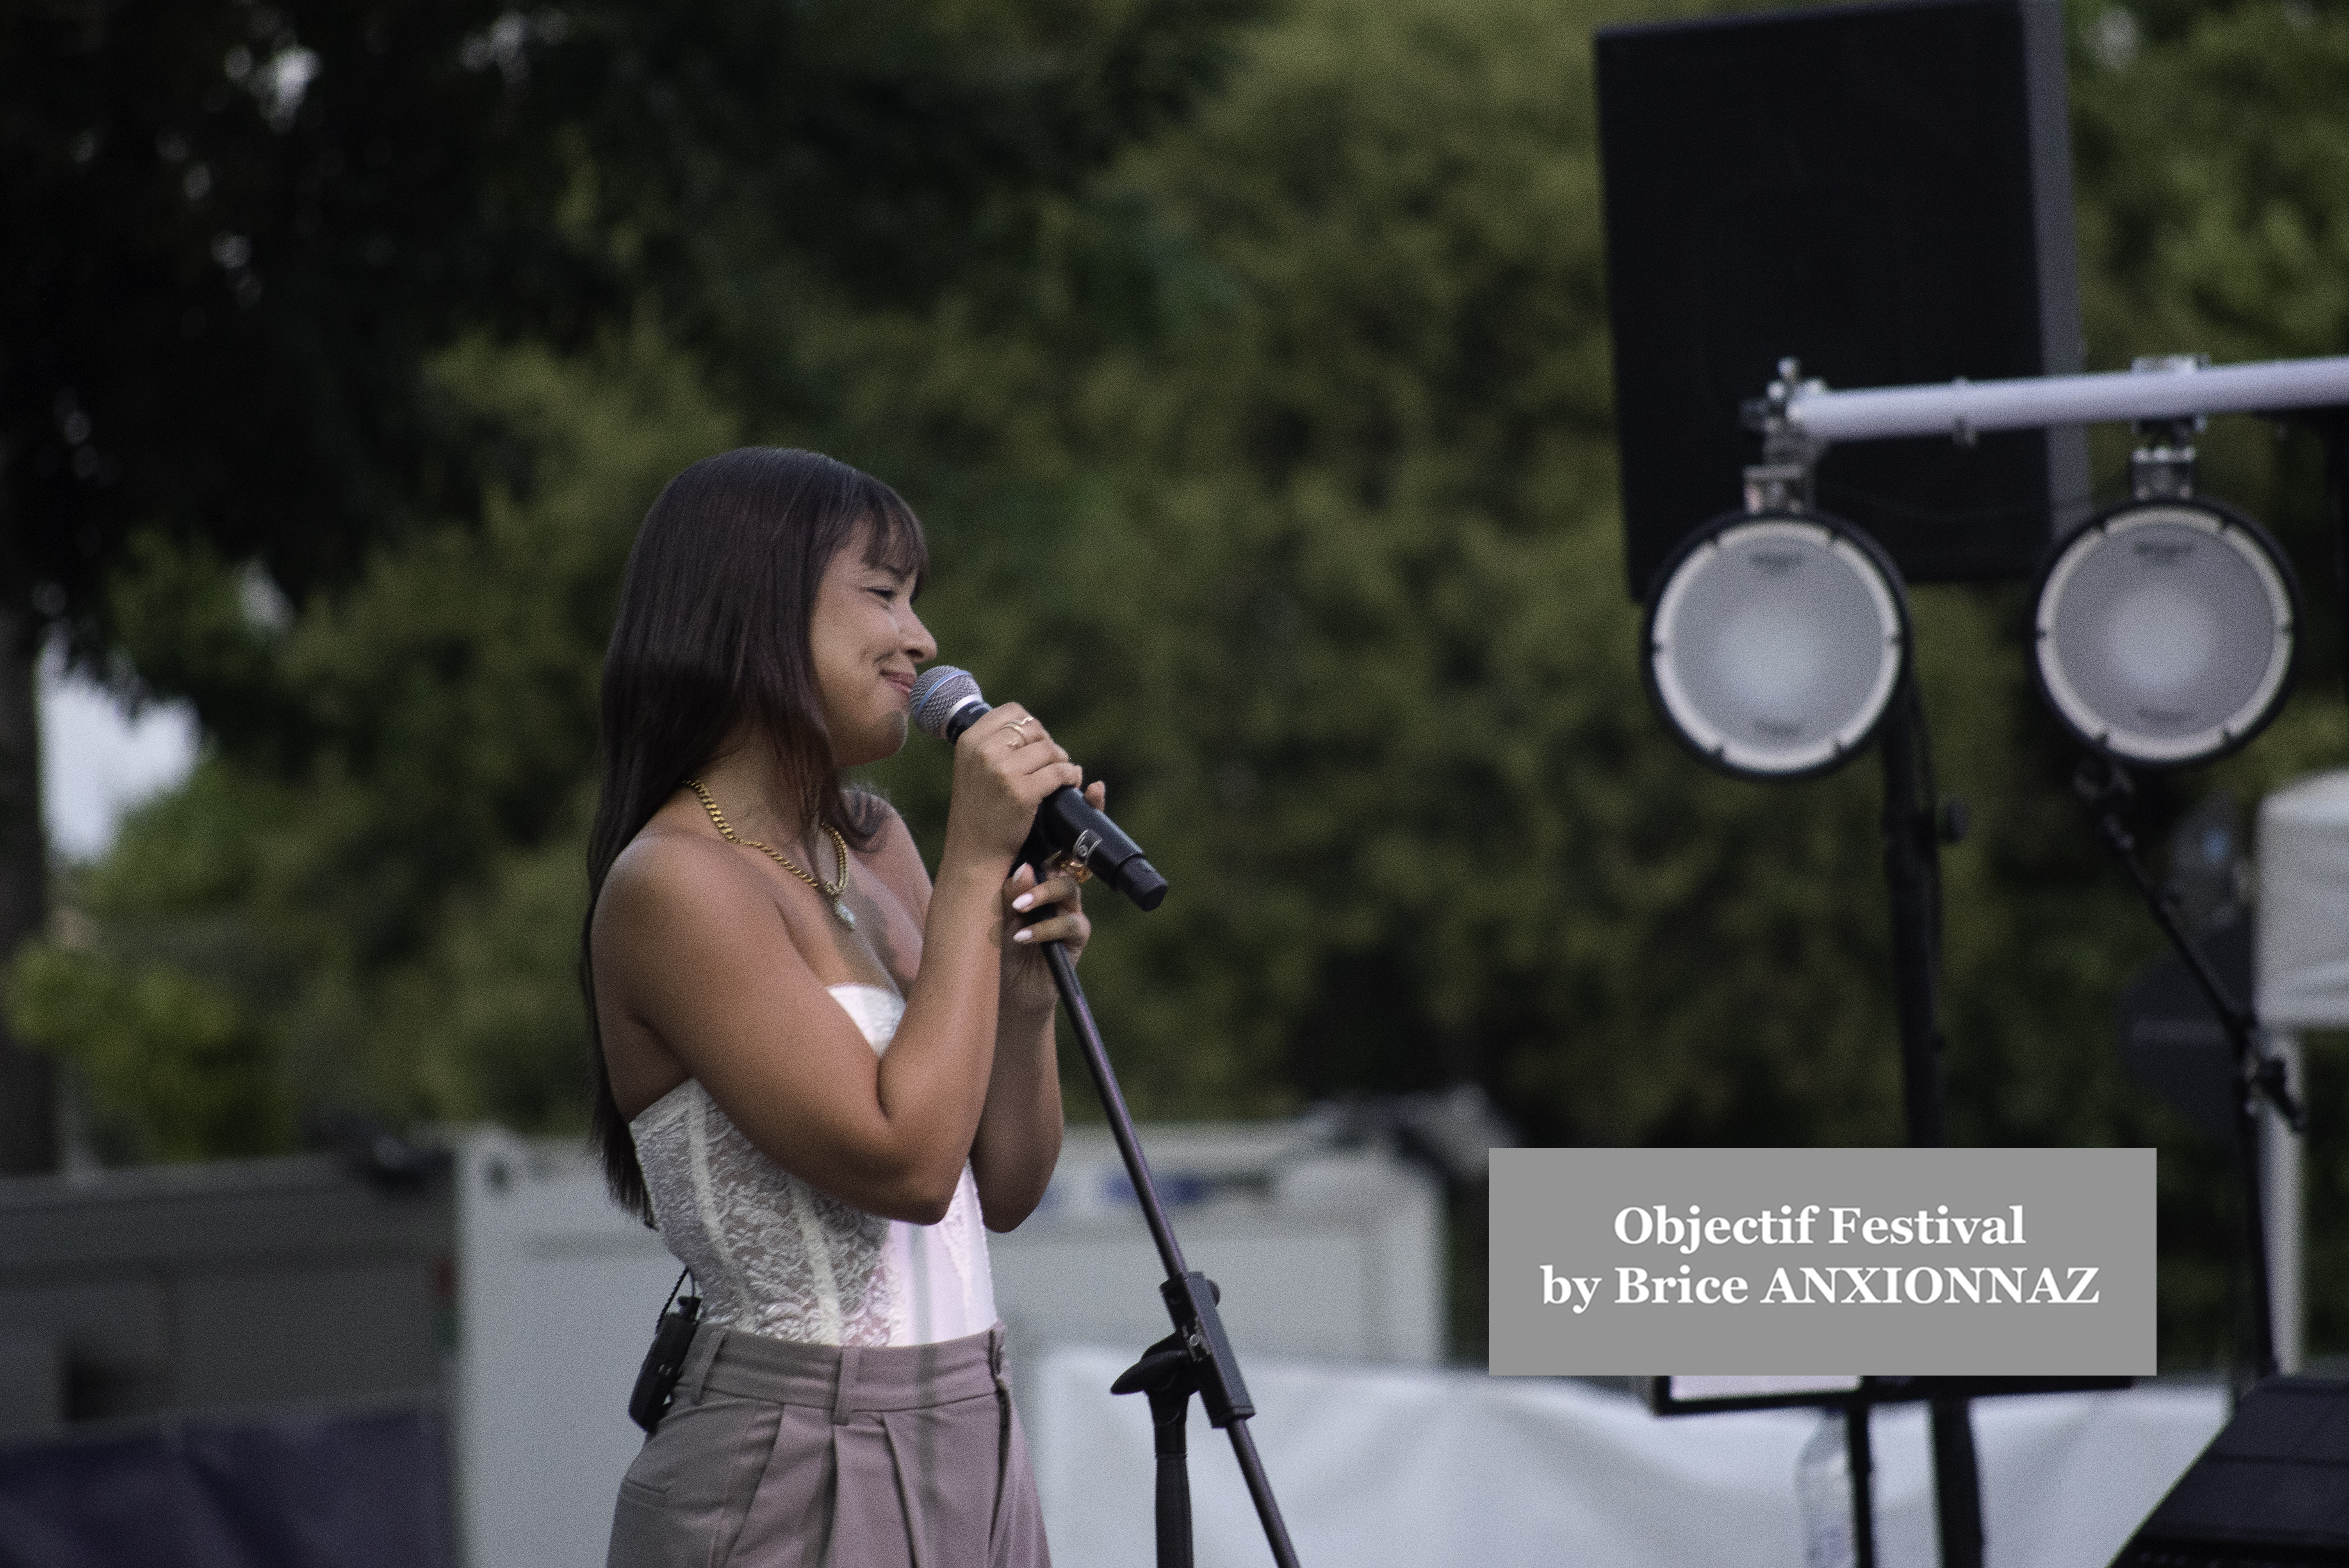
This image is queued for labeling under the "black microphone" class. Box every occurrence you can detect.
[909,666,1168,912]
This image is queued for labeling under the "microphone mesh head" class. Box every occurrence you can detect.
[909,666,983,739]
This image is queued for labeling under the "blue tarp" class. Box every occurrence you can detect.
[0,1407,452,1568]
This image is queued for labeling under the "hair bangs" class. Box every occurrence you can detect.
[855,477,930,592]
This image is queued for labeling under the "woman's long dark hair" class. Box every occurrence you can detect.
[582,447,928,1219]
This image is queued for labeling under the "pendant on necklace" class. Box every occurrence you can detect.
[833,899,857,931]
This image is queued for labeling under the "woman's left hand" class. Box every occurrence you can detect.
[999,780,1103,1007]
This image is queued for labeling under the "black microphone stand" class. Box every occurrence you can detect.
[2073,757,2304,1382]
[1033,934,1303,1568]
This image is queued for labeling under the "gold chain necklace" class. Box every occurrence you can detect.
[684,779,856,930]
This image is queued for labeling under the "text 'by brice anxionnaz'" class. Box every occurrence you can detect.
[1536,1203,2105,1315]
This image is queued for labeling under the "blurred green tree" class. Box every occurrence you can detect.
[0,0,1259,1167]
[17,332,736,1151]
[848,0,2349,1365]
[11,0,2347,1373]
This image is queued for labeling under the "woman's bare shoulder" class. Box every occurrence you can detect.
[595,823,773,951]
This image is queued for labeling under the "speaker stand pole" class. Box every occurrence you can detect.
[1843,1400,1878,1568]
[1041,940,1303,1568]
[1878,680,1985,1568]
[2322,407,2349,704]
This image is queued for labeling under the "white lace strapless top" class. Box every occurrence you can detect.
[629,983,998,1346]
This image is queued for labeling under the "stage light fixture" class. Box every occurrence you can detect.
[1643,511,1910,779]
[2031,498,2298,768]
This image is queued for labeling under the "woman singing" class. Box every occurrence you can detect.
[585,447,1089,1567]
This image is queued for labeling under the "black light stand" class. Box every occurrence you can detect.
[1653,408,1991,1568]
[1670,355,2349,1567]
[2073,758,2307,1383]
[2307,405,2349,703]
[1657,673,1992,1568]
[1875,682,1987,1568]
[1038,939,1304,1568]
[1840,1399,1878,1568]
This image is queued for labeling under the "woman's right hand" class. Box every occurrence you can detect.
[944,702,1085,865]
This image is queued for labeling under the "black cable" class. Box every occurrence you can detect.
[2321,408,2349,700]
[1909,676,1947,959]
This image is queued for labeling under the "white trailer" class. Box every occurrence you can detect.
[0,1117,1445,1568]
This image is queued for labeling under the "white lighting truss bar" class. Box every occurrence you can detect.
[1783,357,2349,444]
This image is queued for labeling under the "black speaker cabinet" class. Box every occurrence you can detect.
[1596,0,2091,600]
[2112,1376,2349,1565]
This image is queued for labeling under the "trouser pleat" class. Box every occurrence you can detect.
[608,1323,1046,1568]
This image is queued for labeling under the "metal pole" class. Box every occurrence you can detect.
[1844,1403,1877,1568]
[1783,356,2349,444]
[1877,683,1947,1147]
[1044,943,1190,1283]
[2076,761,2288,1382]
[1046,943,1304,1568]
[1151,1379,1194,1568]
[1928,1398,1985,1568]
[2261,1030,2304,1373]
[1877,687,1984,1568]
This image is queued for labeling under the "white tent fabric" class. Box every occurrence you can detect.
[2258,769,2349,1028]
[1028,1345,2225,1568]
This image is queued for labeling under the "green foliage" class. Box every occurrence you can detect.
[253,330,739,1129]
[11,0,2347,1376]
[2071,0,2349,679]
[1,0,1266,1178]
[2,0,1260,608]
[849,0,1982,1158]
[9,943,288,1162]
[12,329,739,1140]
[830,0,2349,1368]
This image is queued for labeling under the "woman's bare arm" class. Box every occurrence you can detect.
[594,706,1079,1222]
[968,835,1107,1229]
[861,797,1088,1231]
[595,832,995,1221]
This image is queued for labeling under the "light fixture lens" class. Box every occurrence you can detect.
[2033,501,2296,767]
[1645,513,1909,778]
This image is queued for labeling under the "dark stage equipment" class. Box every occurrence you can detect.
[2111,1376,2349,1566]
[1636,488,1987,1567]
[1650,1374,2131,1418]
[1649,356,2349,1565]
[1593,0,2347,1550]
[2117,924,2252,1146]
[2074,760,2305,1384]
[2116,798,2254,1145]
[2042,428,2306,1381]
[1595,0,2089,598]
[1650,1376,2131,1568]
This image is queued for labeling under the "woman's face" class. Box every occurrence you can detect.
[809,527,934,768]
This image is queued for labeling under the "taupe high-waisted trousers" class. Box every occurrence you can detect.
[606,1322,1050,1568]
